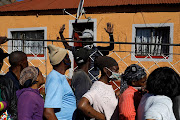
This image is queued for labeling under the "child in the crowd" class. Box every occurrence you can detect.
[119,64,147,120]
[137,67,180,120]
[16,66,45,120]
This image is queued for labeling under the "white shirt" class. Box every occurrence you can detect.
[83,81,118,120]
[137,93,176,120]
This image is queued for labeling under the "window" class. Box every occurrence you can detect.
[69,19,97,47]
[8,27,47,58]
[131,23,173,61]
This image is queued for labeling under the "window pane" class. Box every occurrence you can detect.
[12,30,44,56]
[136,28,151,56]
[135,27,170,57]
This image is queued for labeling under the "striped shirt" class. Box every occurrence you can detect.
[119,86,142,120]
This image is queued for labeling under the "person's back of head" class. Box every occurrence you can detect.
[9,51,28,70]
[146,67,180,98]
[122,64,147,87]
[73,48,91,68]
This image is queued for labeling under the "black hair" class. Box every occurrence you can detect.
[23,79,38,88]
[73,48,90,67]
[146,67,180,98]
[94,56,118,75]
[9,51,27,67]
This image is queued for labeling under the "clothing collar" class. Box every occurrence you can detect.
[128,86,140,92]
[8,68,18,81]
[53,69,66,77]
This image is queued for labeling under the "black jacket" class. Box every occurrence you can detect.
[0,75,17,120]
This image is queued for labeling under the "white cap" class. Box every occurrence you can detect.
[79,29,94,39]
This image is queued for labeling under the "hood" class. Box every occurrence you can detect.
[16,87,40,98]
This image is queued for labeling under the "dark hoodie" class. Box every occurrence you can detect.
[16,87,44,120]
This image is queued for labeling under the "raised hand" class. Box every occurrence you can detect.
[104,22,113,34]
[59,24,65,34]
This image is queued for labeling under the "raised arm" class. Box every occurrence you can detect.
[78,97,106,120]
[98,23,114,55]
[59,24,73,51]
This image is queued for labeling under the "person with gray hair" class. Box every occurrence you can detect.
[5,51,28,91]
[16,66,45,120]
[44,44,76,120]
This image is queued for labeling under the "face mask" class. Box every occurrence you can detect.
[105,67,121,80]
[63,59,71,66]
[63,55,71,67]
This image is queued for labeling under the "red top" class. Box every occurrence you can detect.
[119,86,142,120]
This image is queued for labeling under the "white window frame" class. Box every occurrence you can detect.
[68,19,97,78]
[131,23,173,62]
[8,27,47,60]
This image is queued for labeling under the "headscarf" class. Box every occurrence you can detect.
[122,64,146,82]
[19,66,39,88]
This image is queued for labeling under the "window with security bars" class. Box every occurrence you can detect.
[135,27,170,58]
[11,30,45,57]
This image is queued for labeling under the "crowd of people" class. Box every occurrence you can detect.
[0,22,179,120]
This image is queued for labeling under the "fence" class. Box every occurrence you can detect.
[1,39,180,92]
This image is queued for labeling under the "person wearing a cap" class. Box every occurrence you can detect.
[78,56,120,120]
[0,48,17,120]
[5,51,28,91]
[59,23,114,82]
[119,64,147,120]
[71,48,92,120]
[137,67,179,120]
[44,44,76,120]
[16,66,45,120]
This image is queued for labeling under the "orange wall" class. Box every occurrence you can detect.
[0,12,179,75]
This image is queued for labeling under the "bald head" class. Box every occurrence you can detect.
[9,51,28,69]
